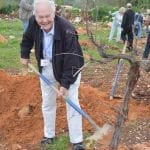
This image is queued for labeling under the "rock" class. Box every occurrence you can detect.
[18,105,32,118]
[9,35,15,39]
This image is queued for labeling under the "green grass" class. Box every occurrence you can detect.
[45,134,69,150]
[0,19,124,70]
[0,19,23,69]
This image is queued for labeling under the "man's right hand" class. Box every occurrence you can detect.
[20,58,29,75]
[20,58,29,66]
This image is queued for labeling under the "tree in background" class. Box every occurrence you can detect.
[117,0,150,9]
[55,0,64,5]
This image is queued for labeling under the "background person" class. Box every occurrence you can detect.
[55,5,62,16]
[108,7,125,42]
[19,0,33,32]
[134,12,143,39]
[20,0,85,149]
[143,12,150,37]
[121,3,135,51]
[142,15,150,60]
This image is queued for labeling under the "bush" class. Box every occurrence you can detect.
[89,5,118,22]
[71,7,81,17]
[0,4,18,14]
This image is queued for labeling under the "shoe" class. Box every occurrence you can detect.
[72,142,85,150]
[127,46,133,51]
[41,137,53,145]
[126,46,130,51]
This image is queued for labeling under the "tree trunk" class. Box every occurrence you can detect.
[110,62,140,150]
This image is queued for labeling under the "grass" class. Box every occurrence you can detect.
[44,134,69,150]
[0,18,124,70]
[0,19,23,69]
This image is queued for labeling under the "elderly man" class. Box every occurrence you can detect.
[20,0,85,149]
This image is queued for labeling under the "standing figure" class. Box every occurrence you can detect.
[142,15,150,60]
[134,12,143,39]
[55,5,62,16]
[109,7,126,42]
[19,0,33,32]
[121,3,135,51]
[143,13,150,37]
[20,0,85,150]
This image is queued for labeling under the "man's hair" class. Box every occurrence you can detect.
[126,3,132,9]
[119,7,125,14]
[33,0,56,15]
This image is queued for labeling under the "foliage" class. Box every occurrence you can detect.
[55,0,64,5]
[89,5,118,22]
[0,4,18,14]
[116,0,150,9]
[71,7,81,17]
[0,0,19,14]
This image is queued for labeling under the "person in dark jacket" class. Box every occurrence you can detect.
[121,3,135,51]
[20,0,85,149]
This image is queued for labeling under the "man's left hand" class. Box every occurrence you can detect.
[58,86,68,98]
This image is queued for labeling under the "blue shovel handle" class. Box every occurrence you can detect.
[28,63,100,130]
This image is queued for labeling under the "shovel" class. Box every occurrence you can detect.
[28,63,112,141]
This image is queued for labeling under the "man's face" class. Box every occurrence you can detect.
[35,4,55,32]
[144,16,150,26]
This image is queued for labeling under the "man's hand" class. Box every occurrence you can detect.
[20,58,29,75]
[20,58,29,66]
[58,86,68,98]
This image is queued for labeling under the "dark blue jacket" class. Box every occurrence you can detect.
[20,15,84,89]
[121,9,135,30]
[134,13,143,24]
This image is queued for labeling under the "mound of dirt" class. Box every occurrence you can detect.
[0,70,149,149]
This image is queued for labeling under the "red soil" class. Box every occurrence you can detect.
[0,70,149,149]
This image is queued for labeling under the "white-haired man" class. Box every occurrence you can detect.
[20,0,85,149]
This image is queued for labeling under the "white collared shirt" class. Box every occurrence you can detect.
[42,24,54,60]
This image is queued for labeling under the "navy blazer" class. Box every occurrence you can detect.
[121,9,135,30]
[20,15,84,89]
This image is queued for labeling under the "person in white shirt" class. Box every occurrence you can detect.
[109,7,126,42]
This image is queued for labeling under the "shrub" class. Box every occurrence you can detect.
[71,7,81,17]
[0,4,18,14]
[89,5,118,22]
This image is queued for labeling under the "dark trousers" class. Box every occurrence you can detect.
[143,31,150,59]
[121,28,134,48]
